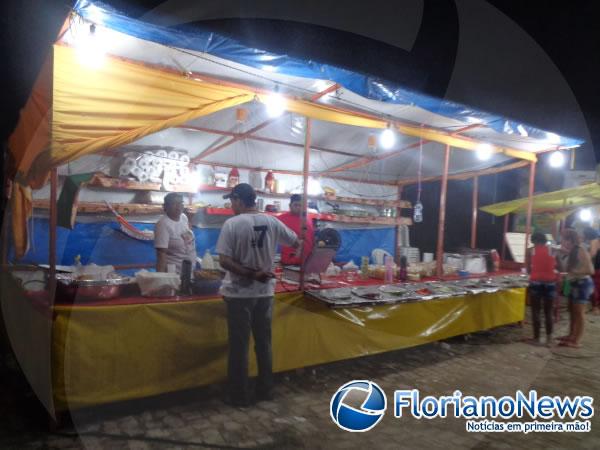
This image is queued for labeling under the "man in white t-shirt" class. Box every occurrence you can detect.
[154,193,197,273]
[216,183,300,406]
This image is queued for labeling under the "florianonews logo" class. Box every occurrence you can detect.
[330,380,387,432]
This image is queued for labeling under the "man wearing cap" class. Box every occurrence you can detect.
[216,183,301,406]
[277,194,315,266]
[155,192,196,273]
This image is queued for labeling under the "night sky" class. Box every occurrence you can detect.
[2,1,599,163]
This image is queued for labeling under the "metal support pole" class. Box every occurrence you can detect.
[524,161,536,259]
[436,145,451,278]
[502,214,509,260]
[395,185,403,261]
[471,176,478,249]
[299,118,312,291]
[49,168,58,302]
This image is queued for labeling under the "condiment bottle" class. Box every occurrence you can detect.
[180,259,192,295]
[227,167,239,188]
[398,256,408,282]
[360,256,369,280]
[264,170,275,193]
[384,255,394,283]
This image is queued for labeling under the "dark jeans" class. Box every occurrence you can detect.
[529,283,555,338]
[224,296,274,401]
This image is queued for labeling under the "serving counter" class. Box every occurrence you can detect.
[1,273,525,412]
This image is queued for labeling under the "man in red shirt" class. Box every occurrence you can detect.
[277,194,315,265]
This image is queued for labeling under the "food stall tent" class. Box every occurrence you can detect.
[1,0,583,417]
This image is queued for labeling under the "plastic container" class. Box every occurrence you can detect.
[135,271,180,297]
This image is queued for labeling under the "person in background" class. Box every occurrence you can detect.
[276,194,315,266]
[557,229,594,348]
[525,232,557,345]
[217,183,301,407]
[583,226,600,314]
[154,193,196,273]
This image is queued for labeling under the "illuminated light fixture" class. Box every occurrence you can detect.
[263,65,277,72]
[76,23,106,69]
[546,132,561,144]
[379,125,396,150]
[264,86,286,118]
[189,166,203,191]
[517,124,528,137]
[466,116,483,124]
[307,178,322,196]
[476,143,493,160]
[548,150,565,168]
[579,208,593,223]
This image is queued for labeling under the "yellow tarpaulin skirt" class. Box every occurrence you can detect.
[51,289,525,410]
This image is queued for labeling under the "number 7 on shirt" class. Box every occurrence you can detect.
[252,226,268,248]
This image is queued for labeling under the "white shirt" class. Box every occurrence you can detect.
[216,213,297,298]
[154,214,197,273]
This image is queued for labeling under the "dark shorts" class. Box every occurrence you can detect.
[528,281,557,300]
[569,277,594,304]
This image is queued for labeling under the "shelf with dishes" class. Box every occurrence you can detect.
[86,175,411,208]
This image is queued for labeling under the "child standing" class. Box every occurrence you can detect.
[526,232,558,345]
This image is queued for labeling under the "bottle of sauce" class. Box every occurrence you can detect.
[227,167,240,188]
[264,170,275,193]
[180,259,192,295]
[398,256,408,282]
[384,255,394,284]
[360,256,370,280]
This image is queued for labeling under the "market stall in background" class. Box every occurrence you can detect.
[0,0,583,418]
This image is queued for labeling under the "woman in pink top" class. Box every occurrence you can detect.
[526,232,557,345]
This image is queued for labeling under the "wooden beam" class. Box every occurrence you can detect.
[471,176,478,249]
[323,140,423,175]
[320,124,484,176]
[299,119,312,291]
[436,145,451,278]
[397,160,529,186]
[191,116,283,163]
[179,125,360,158]
[502,214,510,260]
[49,168,58,302]
[524,161,537,258]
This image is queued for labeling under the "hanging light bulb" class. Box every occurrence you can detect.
[549,151,565,168]
[307,178,322,196]
[579,208,592,222]
[76,23,106,69]
[476,143,493,161]
[379,125,396,150]
[264,86,286,118]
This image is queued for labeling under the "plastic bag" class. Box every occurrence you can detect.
[135,270,180,297]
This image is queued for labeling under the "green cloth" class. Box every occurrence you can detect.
[57,173,94,229]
